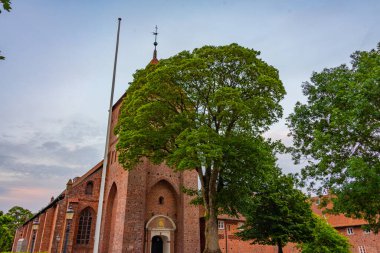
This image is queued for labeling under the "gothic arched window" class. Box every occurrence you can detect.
[76,208,92,245]
[85,181,93,195]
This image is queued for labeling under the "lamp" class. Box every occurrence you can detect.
[63,205,74,253]
[32,218,40,230]
[66,205,74,220]
[55,235,60,253]
[30,218,39,253]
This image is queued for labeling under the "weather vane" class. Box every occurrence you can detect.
[153,25,158,48]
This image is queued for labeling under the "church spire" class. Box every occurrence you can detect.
[150,25,159,65]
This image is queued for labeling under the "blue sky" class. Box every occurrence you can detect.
[0,0,379,212]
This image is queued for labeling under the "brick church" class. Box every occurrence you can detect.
[12,46,380,253]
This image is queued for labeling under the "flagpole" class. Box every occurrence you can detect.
[93,17,121,253]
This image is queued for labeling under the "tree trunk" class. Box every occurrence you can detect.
[277,240,283,253]
[198,165,222,253]
[203,213,222,253]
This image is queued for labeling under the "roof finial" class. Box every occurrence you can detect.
[150,25,159,64]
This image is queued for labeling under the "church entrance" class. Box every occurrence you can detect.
[151,236,163,253]
[145,215,176,253]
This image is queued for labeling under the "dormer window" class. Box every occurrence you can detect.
[85,181,93,195]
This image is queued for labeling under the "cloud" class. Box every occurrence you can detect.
[0,185,9,196]
[0,187,57,213]
[40,141,61,150]
[0,115,104,212]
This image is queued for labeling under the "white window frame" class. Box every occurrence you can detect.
[347,227,354,235]
[218,220,225,230]
[237,222,244,231]
[358,245,366,253]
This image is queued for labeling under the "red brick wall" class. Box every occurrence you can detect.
[33,212,45,251]
[69,168,101,253]
[181,170,200,253]
[49,203,61,253]
[311,198,380,253]
[146,178,178,220]
[38,205,55,251]
[337,226,380,253]
[102,183,118,253]
[216,219,299,253]
[122,164,148,253]
[25,221,32,251]
[12,227,24,252]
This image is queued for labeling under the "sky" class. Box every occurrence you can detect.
[0,0,379,213]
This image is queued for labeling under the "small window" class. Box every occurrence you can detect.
[159,196,164,205]
[358,246,366,253]
[218,220,225,230]
[237,222,244,231]
[363,228,370,234]
[347,227,354,235]
[85,182,93,195]
[110,151,114,164]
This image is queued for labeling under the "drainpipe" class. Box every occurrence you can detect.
[224,221,228,253]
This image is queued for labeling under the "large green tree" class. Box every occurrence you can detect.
[237,173,315,253]
[115,43,285,253]
[287,43,380,232]
[299,215,351,253]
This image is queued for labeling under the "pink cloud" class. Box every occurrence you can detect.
[0,187,59,212]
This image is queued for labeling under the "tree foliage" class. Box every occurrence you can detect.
[0,214,14,252]
[0,206,33,252]
[6,206,33,232]
[299,215,351,253]
[287,43,380,232]
[116,43,285,253]
[0,0,11,60]
[0,0,11,13]
[237,173,315,253]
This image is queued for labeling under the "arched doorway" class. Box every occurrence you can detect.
[151,236,163,253]
[145,215,176,253]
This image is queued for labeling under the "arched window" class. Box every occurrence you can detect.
[76,208,92,245]
[159,196,164,205]
[85,181,93,195]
